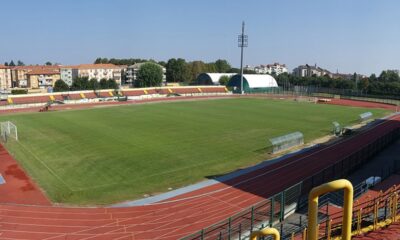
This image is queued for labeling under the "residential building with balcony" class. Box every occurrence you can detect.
[26,69,61,89]
[254,63,288,75]
[77,64,122,84]
[60,66,79,86]
[0,65,12,90]
[292,64,332,78]
[10,65,60,88]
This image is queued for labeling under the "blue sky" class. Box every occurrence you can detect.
[0,0,399,75]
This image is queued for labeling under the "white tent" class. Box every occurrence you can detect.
[241,74,278,88]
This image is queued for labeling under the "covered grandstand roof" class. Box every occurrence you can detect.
[196,73,236,85]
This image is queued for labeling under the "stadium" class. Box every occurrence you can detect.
[0,82,400,240]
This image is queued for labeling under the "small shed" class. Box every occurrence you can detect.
[227,74,278,93]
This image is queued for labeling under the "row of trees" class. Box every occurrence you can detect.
[94,57,166,67]
[94,57,236,83]
[53,77,118,92]
[4,60,57,66]
[166,59,234,83]
[4,60,25,66]
[275,70,400,96]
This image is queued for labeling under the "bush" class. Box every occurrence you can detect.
[11,89,28,95]
[219,75,230,86]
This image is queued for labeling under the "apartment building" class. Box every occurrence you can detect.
[254,63,288,75]
[26,68,61,89]
[60,66,79,86]
[292,64,332,78]
[10,65,60,88]
[0,65,12,90]
[77,64,122,84]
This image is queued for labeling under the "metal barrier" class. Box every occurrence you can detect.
[307,180,353,240]
[250,227,280,240]
[182,126,400,240]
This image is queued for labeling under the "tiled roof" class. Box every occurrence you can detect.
[0,64,10,69]
[11,65,61,71]
[26,69,60,75]
[77,64,119,69]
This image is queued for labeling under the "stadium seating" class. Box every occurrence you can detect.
[171,87,200,94]
[10,96,50,104]
[122,89,145,96]
[67,93,83,100]
[200,86,227,93]
[84,92,97,99]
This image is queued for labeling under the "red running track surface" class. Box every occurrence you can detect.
[0,98,399,239]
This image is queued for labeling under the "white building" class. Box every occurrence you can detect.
[60,66,79,86]
[0,65,12,90]
[292,64,332,78]
[254,63,288,75]
[77,64,122,83]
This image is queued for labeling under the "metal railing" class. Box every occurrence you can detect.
[182,126,400,240]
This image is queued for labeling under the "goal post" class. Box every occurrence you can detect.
[0,121,18,142]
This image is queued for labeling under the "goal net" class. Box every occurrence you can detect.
[0,121,18,142]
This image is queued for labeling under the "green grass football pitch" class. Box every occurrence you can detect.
[0,98,390,205]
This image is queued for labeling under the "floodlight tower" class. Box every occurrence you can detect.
[238,21,248,94]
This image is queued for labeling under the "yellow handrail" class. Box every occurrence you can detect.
[250,227,280,240]
[307,179,353,240]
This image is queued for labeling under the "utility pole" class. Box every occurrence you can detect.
[238,21,248,94]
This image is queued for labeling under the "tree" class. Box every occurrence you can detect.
[219,75,230,86]
[215,59,231,73]
[53,80,70,92]
[99,78,108,89]
[88,78,99,90]
[227,68,240,73]
[107,79,118,89]
[4,62,8,66]
[94,58,102,64]
[9,60,15,66]
[187,61,206,83]
[359,78,369,92]
[136,62,163,87]
[17,60,24,66]
[166,58,188,82]
[369,73,377,82]
[71,77,89,90]
[45,61,52,66]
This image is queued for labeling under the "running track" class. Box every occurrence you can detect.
[0,98,400,239]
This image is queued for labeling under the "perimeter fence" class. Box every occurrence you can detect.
[182,123,400,240]
[256,85,400,106]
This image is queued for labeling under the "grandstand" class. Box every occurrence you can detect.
[0,86,229,111]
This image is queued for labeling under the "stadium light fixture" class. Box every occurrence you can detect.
[238,21,248,94]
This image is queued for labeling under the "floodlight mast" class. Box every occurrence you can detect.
[238,21,248,94]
